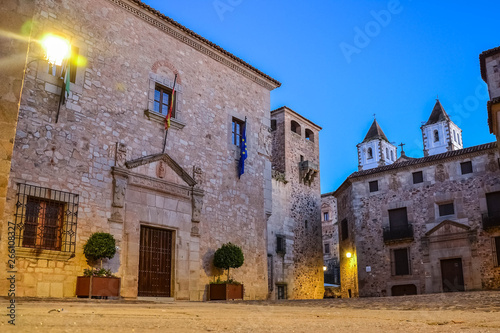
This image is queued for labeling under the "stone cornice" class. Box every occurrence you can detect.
[107,0,281,91]
[271,106,322,131]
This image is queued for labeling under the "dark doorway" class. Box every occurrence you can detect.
[391,284,417,296]
[138,226,173,297]
[440,258,465,292]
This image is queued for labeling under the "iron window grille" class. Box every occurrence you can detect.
[460,161,473,174]
[276,235,286,255]
[439,203,455,216]
[14,184,78,253]
[369,180,378,192]
[412,171,423,184]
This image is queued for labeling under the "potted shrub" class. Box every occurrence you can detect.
[209,242,244,300]
[75,232,120,298]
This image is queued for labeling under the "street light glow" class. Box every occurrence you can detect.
[323,266,327,271]
[346,252,352,258]
[41,34,70,66]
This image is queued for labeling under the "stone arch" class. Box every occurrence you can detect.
[434,130,439,142]
[291,120,301,135]
[305,128,314,142]
[151,60,182,84]
[367,147,373,159]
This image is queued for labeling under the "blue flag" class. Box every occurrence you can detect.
[238,119,247,178]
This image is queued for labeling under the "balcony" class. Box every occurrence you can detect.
[482,213,500,230]
[383,224,414,244]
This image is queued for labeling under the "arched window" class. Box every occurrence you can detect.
[453,130,456,142]
[291,120,301,135]
[386,148,389,158]
[391,150,394,161]
[367,147,373,159]
[434,130,439,142]
[305,129,314,142]
[458,134,461,145]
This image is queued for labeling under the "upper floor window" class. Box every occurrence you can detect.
[271,119,277,131]
[305,129,314,142]
[14,184,79,253]
[276,234,286,254]
[323,212,329,221]
[154,84,174,117]
[486,191,500,218]
[341,219,348,241]
[453,130,457,142]
[434,130,439,142]
[369,180,379,193]
[232,117,244,147]
[324,243,330,254]
[412,171,423,184]
[460,161,473,175]
[390,150,394,161]
[291,120,301,135]
[367,147,373,159]
[389,207,408,230]
[438,203,455,216]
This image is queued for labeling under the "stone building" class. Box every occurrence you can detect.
[266,106,324,300]
[480,46,500,148]
[335,100,500,298]
[320,193,339,285]
[0,0,323,300]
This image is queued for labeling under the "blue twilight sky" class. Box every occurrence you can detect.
[142,0,498,193]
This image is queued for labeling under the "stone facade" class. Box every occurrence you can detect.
[336,141,500,298]
[267,106,324,299]
[320,193,339,284]
[480,46,500,148]
[0,0,288,300]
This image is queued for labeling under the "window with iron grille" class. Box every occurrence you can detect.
[412,171,423,184]
[460,161,473,175]
[324,243,330,254]
[276,234,286,254]
[14,184,78,253]
[392,248,411,276]
[438,203,455,216]
[341,219,348,241]
[369,180,378,192]
[232,117,244,147]
[277,284,287,300]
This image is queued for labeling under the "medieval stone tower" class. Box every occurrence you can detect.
[267,106,324,300]
[357,119,397,171]
[421,99,463,156]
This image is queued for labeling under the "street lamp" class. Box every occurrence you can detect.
[41,34,70,67]
[323,266,327,271]
[346,252,352,258]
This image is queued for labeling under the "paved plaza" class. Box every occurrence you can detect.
[1,291,500,332]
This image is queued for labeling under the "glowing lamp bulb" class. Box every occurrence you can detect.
[42,34,70,67]
[323,266,327,271]
[346,252,352,258]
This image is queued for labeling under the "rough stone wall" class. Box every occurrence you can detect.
[337,147,500,297]
[336,186,359,298]
[0,0,35,297]
[1,0,276,299]
[274,108,323,299]
[484,53,500,100]
[321,195,338,265]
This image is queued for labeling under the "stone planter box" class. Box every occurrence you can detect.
[209,283,244,300]
[76,276,121,298]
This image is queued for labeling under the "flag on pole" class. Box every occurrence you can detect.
[165,75,177,130]
[238,118,247,178]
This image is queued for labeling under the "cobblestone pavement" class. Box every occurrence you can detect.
[1,291,500,332]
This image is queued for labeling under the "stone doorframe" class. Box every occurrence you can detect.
[109,152,204,237]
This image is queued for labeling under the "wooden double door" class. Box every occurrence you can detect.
[138,226,173,297]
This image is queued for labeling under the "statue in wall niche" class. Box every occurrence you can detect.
[389,174,399,191]
[192,195,203,222]
[115,143,127,167]
[193,166,204,188]
[435,164,447,182]
[112,177,127,208]
[487,153,498,172]
[156,161,166,179]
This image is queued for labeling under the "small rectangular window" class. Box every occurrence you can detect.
[276,235,286,254]
[232,117,244,147]
[461,161,473,175]
[412,171,423,184]
[154,84,174,117]
[271,119,277,131]
[323,212,329,221]
[369,180,379,193]
[439,203,455,216]
[389,207,408,230]
[486,191,500,218]
[324,243,330,254]
[393,248,410,276]
[277,284,287,299]
[341,219,348,241]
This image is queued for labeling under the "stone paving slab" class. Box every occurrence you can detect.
[1,291,499,332]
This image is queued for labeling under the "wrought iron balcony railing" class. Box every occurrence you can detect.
[482,213,500,230]
[383,224,414,243]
